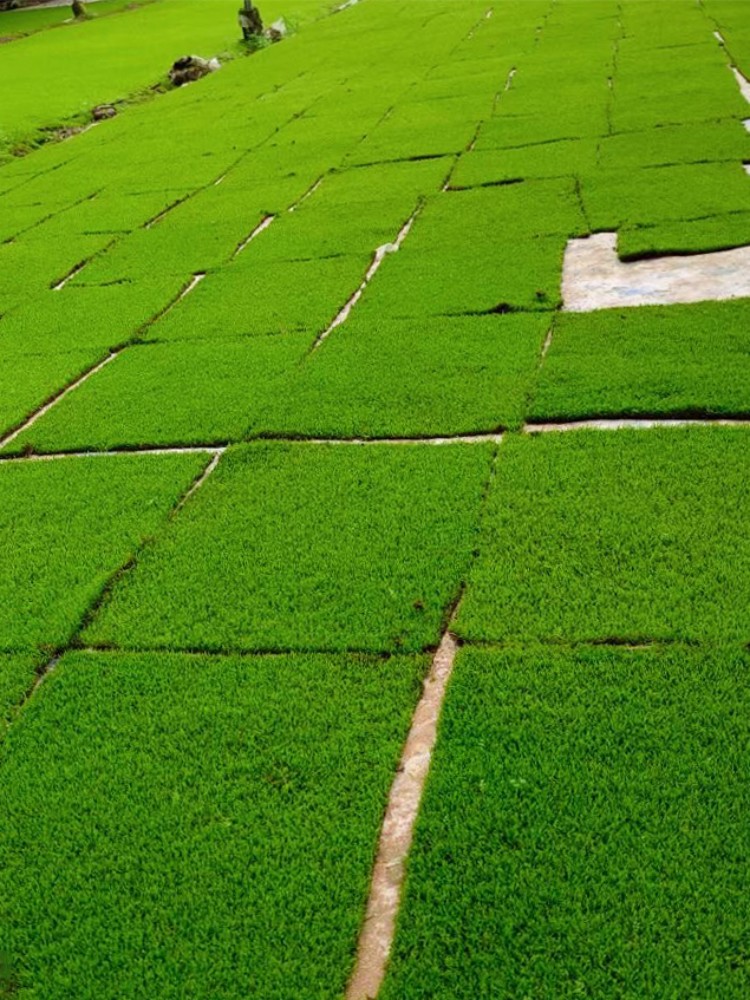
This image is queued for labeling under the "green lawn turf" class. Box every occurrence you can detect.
[456,428,750,644]
[0,451,207,651]
[381,643,750,1000]
[83,441,494,653]
[0,648,427,999]
[529,301,750,421]
[251,313,551,438]
[6,334,310,452]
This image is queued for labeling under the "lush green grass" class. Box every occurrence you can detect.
[0,653,42,730]
[456,428,750,644]
[381,643,750,1000]
[84,442,494,653]
[8,334,310,452]
[0,452,207,651]
[530,302,750,421]
[0,648,426,999]
[252,313,551,437]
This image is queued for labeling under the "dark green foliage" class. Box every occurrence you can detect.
[0,648,426,999]
[530,302,750,420]
[457,429,750,643]
[0,452,207,650]
[84,442,494,653]
[382,644,750,1000]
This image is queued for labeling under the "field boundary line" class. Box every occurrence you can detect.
[525,417,750,433]
[0,351,122,451]
[345,632,460,1000]
[310,202,423,351]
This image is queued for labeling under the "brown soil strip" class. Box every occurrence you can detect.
[346,631,460,1000]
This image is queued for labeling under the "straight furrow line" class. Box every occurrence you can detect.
[175,449,225,510]
[346,439,503,999]
[525,417,750,433]
[288,175,325,212]
[233,214,275,256]
[346,631,460,1000]
[0,446,223,464]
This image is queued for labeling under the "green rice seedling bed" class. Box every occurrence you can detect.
[252,313,551,438]
[0,451,206,651]
[456,428,750,644]
[84,441,494,653]
[146,254,371,342]
[617,211,750,257]
[581,161,750,233]
[1,278,187,353]
[8,334,310,453]
[381,643,750,1000]
[0,346,105,440]
[598,120,750,171]
[452,138,597,187]
[359,235,566,316]
[530,302,750,421]
[0,648,426,999]
[0,652,42,730]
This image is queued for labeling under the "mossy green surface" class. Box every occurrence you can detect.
[0,648,426,999]
[382,644,750,999]
[457,428,750,644]
[84,442,494,653]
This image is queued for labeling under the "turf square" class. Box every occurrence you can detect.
[84,442,494,653]
[381,644,750,1000]
[456,428,750,643]
[530,302,750,421]
[0,452,208,651]
[0,648,426,999]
